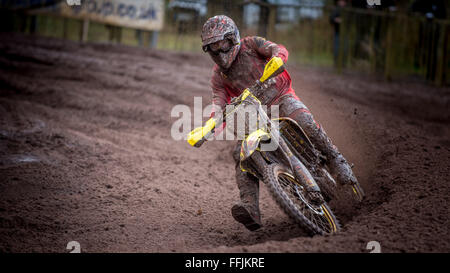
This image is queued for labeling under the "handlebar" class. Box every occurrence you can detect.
[187,56,285,148]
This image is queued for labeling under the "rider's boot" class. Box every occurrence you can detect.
[231,165,262,231]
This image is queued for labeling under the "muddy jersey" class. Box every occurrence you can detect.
[210,36,298,116]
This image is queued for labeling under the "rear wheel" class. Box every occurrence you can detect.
[263,163,340,235]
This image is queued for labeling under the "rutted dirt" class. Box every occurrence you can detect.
[0,33,449,253]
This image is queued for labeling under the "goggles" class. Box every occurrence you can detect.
[205,38,233,55]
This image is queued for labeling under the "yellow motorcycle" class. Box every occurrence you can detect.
[187,57,364,235]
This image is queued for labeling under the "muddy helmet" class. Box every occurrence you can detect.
[201,15,241,69]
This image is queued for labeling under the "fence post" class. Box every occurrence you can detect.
[150,31,159,48]
[117,27,122,44]
[29,15,37,34]
[369,14,376,73]
[136,29,143,46]
[108,25,114,43]
[337,9,348,73]
[63,17,69,39]
[384,16,393,81]
[80,18,89,42]
[268,4,277,41]
[258,1,269,37]
[435,23,447,86]
[41,15,48,36]
[108,26,122,44]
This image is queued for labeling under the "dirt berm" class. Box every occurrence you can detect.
[0,33,449,252]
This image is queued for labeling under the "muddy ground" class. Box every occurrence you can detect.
[0,33,449,253]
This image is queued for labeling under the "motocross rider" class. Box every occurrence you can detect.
[201,15,359,231]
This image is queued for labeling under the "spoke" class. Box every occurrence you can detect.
[317,210,331,232]
[317,216,328,232]
[277,172,333,233]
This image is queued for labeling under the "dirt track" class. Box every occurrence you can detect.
[0,33,449,253]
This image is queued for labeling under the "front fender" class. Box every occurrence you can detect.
[240,129,270,161]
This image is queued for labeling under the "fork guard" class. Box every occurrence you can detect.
[239,129,270,161]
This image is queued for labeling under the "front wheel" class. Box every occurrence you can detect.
[263,163,340,235]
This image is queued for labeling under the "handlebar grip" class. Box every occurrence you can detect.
[259,56,285,83]
[192,134,208,148]
[186,118,216,148]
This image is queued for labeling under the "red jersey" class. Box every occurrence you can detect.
[210,36,298,117]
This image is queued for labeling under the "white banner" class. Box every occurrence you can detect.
[33,0,164,31]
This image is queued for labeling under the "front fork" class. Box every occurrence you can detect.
[241,103,321,194]
[247,136,321,193]
[276,136,321,193]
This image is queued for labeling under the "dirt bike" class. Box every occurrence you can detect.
[187,57,365,235]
